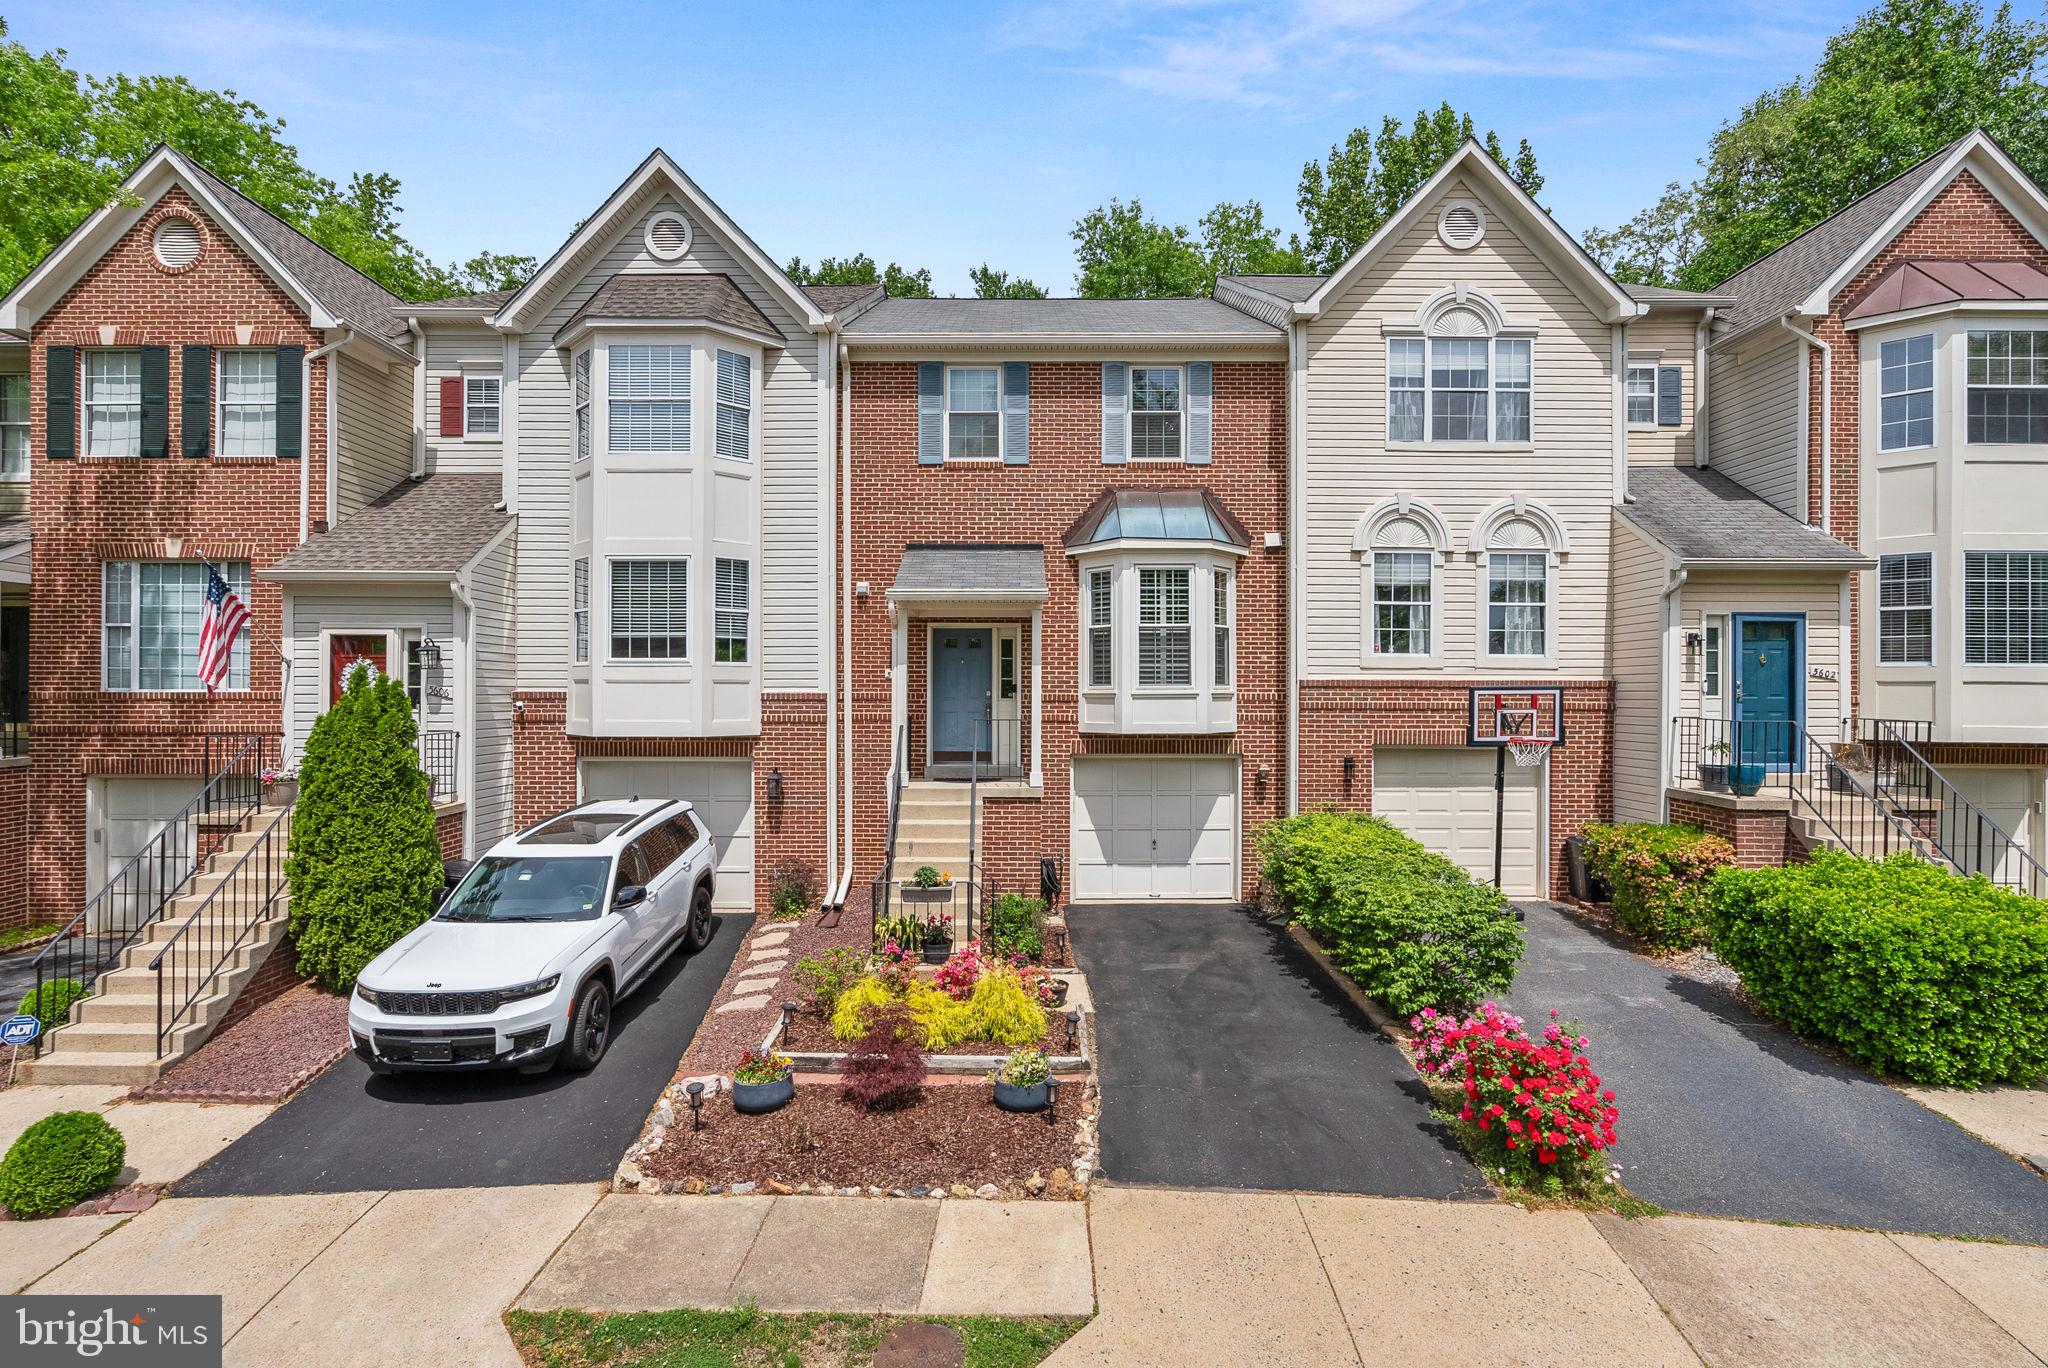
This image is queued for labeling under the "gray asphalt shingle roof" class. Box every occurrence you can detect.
[1624,282,1738,306]
[1219,274,1327,302]
[1621,466,1867,564]
[557,273,783,341]
[890,545,1048,599]
[412,287,518,311]
[264,475,509,577]
[844,296,1280,337]
[801,283,886,315]
[1711,136,1968,341]
[1064,487,1251,549]
[0,516,27,551]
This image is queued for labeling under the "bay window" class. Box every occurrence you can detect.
[1966,330,2048,444]
[714,557,749,663]
[608,344,690,452]
[573,350,591,460]
[102,560,250,691]
[1212,569,1232,687]
[572,557,589,664]
[1880,334,1934,450]
[1964,550,2048,664]
[715,350,750,459]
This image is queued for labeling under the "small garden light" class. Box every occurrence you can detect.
[779,1000,797,1042]
[1064,1009,1081,1052]
[1045,1074,1060,1127]
[685,1080,705,1131]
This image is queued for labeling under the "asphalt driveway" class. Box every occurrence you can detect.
[174,913,749,1195]
[1069,902,1490,1199]
[1505,902,2048,1242]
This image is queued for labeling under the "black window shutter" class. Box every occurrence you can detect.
[181,345,212,456]
[274,344,304,458]
[45,346,75,459]
[139,345,169,456]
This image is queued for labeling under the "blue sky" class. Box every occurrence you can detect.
[9,0,1870,294]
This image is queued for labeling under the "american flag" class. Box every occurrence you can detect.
[197,563,249,693]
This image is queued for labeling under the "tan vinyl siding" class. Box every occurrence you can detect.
[1678,569,1846,743]
[1303,175,1615,677]
[334,353,414,520]
[282,588,457,763]
[467,530,518,850]
[1609,515,1669,821]
[424,324,503,476]
[1707,337,1805,518]
[511,194,821,692]
[1625,313,1700,467]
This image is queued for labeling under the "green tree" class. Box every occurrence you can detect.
[286,663,443,992]
[1197,201,1308,279]
[783,252,936,298]
[1070,199,1210,297]
[1589,0,2048,290]
[1296,105,1542,273]
[1580,182,1701,288]
[0,22,106,292]
[454,251,537,294]
[969,263,1048,298]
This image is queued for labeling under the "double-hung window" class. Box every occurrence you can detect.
[1372,552,1433,655]
[1431,339,1489,441]
[714,558,749,663]
[608,344,690,452]
[85,350,142,456]
[1388,335,1533,443]
[1625,364,1657,427]
[946,367,1001,460]
[1964,550,2048,664]
[1879,334,1934,450]
[218,350,278,455]
[1492,339,1531,440]
[465,374,501,436]
[1137,567,1191,686]
[1086,570,1113,689]
[715,350,750,459]
[1212,569,1233,687]
[572,557,589,664]
[101,560,250,691]
[1878,552,1933,664]
[1130,366,1183,460]
[0,372,25,478]
[1487,552,1548,657]
[573,350,591,460]
[1966,330,2048,444]
[609,559,688,660]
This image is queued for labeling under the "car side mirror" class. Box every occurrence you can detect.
[429,886,448,910]
[613,884,647,909]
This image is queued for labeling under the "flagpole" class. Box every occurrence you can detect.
[199,553,289,664]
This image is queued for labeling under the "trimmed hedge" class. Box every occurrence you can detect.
[0,1111,125,1217]
[1708,851,2048,1086]
[18,978,89,1031]
[1579,822,1735,950]
[1257,811,1522,1016]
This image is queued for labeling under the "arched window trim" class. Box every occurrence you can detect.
[1382,285,1539,339]
[1352,495,1454,561]
[1468,495,1571,562]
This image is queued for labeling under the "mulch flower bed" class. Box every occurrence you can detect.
[779,1006,1076,1059]
[128,982,349,1104]
[677,913,868,1077]
[637,1085,1082,1195]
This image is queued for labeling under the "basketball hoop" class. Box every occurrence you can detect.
[1507,737,1552,767]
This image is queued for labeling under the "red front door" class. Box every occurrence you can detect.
[329,634,388,705]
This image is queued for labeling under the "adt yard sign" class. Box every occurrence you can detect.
[1,1013,39,1047]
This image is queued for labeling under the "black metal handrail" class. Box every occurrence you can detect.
[420,729,459,801]
[869,722,909,950]
[28,733,270,1055]
[149,801,292,1057]
[1860,718,2048,897]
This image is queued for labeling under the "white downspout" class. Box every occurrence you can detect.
[409,320,427,478]
[1693,308,1714,468]
[300,331,352,541]
[1612,323,1629,503]
[1779,316,1832,531]
[819,332,839,902]
[1285,316,1307,816]
[450,575,477,856]
[839,340,856,903]
[1658,564,1690,820]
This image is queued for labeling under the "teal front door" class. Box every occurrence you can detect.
[1733,616,1802,770]
[931,629,992,760]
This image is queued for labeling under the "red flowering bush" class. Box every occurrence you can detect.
[1410,1003,1618,1192]
[931,940,988,1000]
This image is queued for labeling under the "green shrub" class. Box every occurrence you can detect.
[1708,851,2048,1086]
[768,860,818,921]
[986,893,1046,961]
[1580,822,1735,950]
[969,971,1047,1046]
[286,663,444,991]
[0,1111,125,1217]
[18,978,88,1031]
[831,976,900,1041]
[906,981,977,1049]
[1257,810,1521,1017]
[793,948,864,1014]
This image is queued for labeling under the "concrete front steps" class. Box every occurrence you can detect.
[19,808,294,1087]
[882,780,982,938]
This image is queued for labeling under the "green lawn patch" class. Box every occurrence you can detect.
[506,1306,1089,1368]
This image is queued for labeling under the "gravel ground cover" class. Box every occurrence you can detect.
[677,914,867,1076]
[129,983,348,1104]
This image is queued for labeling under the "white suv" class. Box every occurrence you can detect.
[348,798,716,1075]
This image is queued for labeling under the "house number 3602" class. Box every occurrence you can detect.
[1809,666,1839,681]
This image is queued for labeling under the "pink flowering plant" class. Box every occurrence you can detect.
[932,940,987,1000]
[1409,1003,1619,1194]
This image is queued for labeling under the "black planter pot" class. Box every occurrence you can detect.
[922,941,951,964]
[993,1079,1051,1112]
[1047,979,1070,1009]
[1697,762,1730,793]
[731,1075,795,1114]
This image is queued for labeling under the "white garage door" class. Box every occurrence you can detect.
[90,775,203,928]
[578,759,754,910]
[1372,747,1543,897]
[1946,766,2041,891]
[1072,757,1238,901]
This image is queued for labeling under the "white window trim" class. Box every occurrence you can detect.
[606,556,691,664]
[713,556,751,665]
[1212,567,1234,691]
[1625,361,1659,430]
[216,348,281,459]
[1877,551,1935,667]
[1962,548,2048,666]
[84,348,143,459]
[572,349,592,461]
[1479,549,1553,664]
[944,365,1003,463]
[1964,327,2048,447]
[1366,548,1438,664]
[1135,562,1195,692]
[0,370,27,481]
[1127,362,1187,463]
[101,559,252,693]
[1383,334,1536,449]
[1879,332,1936,452]
[458,370,502,442]
[572,556,590,666]
[713,349,754,463]
[1085,567,1113,692]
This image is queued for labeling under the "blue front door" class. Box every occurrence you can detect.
[931,629,992,759]
[1733,616,1802,770]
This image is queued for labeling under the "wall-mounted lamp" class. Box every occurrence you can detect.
[1683,630,1703,656]
[1342,755,1356,787]
[766,769,784,803]
[855,580,871,598]
[416,637,443,670]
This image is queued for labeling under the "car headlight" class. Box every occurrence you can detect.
[354,983,380,1007]
[496,975,561,1004]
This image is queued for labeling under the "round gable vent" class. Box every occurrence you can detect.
[152,217,202,270]
[1438,201,1485,250]
[645,211,692,262]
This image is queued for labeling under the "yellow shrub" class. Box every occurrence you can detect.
[830,976,900,1041]
[969,971,1045,1046]
[907,981,977,1049]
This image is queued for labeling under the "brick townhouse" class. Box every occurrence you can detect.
[0,129,2042,942]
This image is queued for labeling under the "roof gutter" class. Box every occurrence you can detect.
[1778,315,1832,532]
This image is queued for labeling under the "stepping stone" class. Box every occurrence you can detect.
[874,1322,964,1368]
[714,994,771,1014]
[752,930,792,944]
[747,948,789,962]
